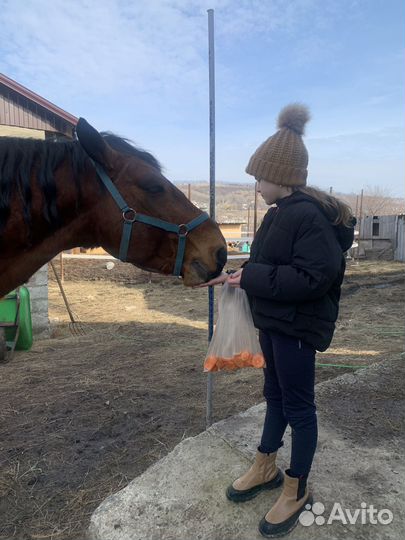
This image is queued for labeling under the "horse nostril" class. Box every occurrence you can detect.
[216,247,227,269]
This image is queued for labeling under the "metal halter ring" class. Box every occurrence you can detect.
[122,208,137,223]
[178,224,189,237]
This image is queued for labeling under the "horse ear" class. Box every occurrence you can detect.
[76,118,114,169]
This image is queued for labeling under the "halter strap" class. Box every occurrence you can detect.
[92,161,209,275]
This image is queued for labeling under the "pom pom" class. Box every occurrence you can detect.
[277,103,310,135]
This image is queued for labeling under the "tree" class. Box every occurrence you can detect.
[362,185,393,217]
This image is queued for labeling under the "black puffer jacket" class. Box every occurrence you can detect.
[240,191,356,351]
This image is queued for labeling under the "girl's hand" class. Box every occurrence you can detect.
[228,269,243,288]
[193,272,228,288]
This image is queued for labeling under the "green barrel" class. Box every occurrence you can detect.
[0,287,33,350]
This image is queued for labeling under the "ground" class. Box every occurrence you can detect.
[0,259,403,540]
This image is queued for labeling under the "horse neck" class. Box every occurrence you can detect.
[0,159,102,297]
[20,153,105,250]
[49,162,101,248]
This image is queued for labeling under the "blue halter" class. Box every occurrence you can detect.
[92,161,210,276]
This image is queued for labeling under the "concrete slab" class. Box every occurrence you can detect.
[88,356,405,540]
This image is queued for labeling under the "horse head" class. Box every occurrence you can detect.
[76,119,227,286]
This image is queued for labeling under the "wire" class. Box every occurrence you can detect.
[316,362,365,369]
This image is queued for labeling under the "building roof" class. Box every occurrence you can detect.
[0,73,78,126]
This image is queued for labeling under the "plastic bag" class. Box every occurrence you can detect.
[204,282,265,372]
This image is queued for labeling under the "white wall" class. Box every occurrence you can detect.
[26,265,49,338]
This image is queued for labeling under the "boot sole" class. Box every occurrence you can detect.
[226,469,284,503]
[258,494,314,538]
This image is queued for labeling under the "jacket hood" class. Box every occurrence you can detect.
[276,191,356,252]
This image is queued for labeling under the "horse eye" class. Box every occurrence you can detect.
[140,184,164,194]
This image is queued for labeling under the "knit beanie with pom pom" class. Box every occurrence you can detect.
[245,103,311,186]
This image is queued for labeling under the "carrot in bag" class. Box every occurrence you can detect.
[203,282,265,373]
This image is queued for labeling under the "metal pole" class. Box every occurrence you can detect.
[188,183,191,201]
[357,189,364,263]
[359,189,364,236]
[253,182,258,235]
[354,194,359,262]
[206,8,215,429]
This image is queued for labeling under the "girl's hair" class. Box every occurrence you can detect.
[292,185,354,227]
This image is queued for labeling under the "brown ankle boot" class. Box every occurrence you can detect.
[226,447,284,503]
[258,469,313,537]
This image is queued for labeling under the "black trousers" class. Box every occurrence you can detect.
[259,329,318,477]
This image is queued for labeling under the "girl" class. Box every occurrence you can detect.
[199,104,356,537]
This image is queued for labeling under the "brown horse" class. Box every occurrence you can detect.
[0,118,227,296]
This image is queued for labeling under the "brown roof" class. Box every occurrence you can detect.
[0,73,78,126]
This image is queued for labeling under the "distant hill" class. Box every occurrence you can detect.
[175,181,404,227]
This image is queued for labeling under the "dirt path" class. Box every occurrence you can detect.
[0,260,403,540]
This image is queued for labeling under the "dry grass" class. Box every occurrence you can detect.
[0,259,403,540]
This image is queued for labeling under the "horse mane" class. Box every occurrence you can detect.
[0,133,161,235]
[100,132,161,172]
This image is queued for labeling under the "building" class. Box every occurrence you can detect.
[0,73,78,336]
[0,73,77,139]
[358,214,405,262]
[218,221,246,241]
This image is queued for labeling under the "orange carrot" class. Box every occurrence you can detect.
[252,354,265,368]
[205,351,265,372]
[204,356,217,371]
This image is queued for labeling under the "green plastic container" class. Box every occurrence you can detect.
[0,287,33,350]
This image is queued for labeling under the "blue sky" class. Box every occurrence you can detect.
[1,0,404,196]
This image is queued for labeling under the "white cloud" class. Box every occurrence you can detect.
[1,1,207,101]
[0,0,403,196]
[0,0,351,105]
[0,0,347,138]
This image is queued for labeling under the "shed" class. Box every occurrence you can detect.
[358,214,405,262]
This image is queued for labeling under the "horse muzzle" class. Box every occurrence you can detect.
[190,246,227,283]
